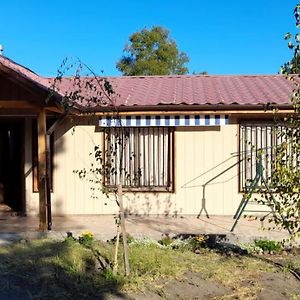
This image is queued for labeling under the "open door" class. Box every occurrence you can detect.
[0,119,24,212]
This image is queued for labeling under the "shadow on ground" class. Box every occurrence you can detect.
[0,239,128,300]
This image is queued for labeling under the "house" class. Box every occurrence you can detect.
[0,55,295,230]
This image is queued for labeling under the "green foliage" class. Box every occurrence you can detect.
[188,235,208,251]
[64,231,95,247]
[254,240,282,253]
[0,239,123,299]
[109,233,135,245]
[78,231,94,247]
[281,5,300,74]
[116,26,189,76]
[2,238,298,298]
[158,234,173,246]
[258,5,300,242]
[155,235,208,252]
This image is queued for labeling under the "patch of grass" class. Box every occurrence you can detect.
[0,238,298,299]
[0,239,124,299]
[93,240,276,296]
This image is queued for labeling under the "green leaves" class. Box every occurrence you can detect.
[281,6,300,74]
[260,4,300,240]
[285,32,292,40]
[116,26,189,76]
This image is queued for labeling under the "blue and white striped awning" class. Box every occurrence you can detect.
[99,115,229,127]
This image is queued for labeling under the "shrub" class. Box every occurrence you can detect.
[253,239,282,254]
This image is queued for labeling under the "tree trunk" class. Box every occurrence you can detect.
[118,181,130,276]
[113,224,120,275]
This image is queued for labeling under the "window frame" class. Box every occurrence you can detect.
[103,126,174,192]
[238,119,286,192]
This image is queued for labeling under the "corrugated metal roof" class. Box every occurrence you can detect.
[0,55,295,109]
[102,75,294,106]
[0,55,50,91]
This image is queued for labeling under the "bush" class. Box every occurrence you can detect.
[253,239,282,254]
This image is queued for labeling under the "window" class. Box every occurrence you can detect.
[239,122,286,191]
[104,127,173,191]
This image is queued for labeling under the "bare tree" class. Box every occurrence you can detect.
[50,58,131,275]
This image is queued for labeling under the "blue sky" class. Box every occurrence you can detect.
[1,0,298,76]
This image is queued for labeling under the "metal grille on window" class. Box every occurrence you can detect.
[105,127,173,191]
[239,123,286,190]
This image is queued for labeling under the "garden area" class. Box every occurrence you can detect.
[0,233,299,300]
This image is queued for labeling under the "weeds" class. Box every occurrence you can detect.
[254,239,282,253]
[78,231,94,247]
[157,234,208,252]
[245,239,282,255]
[0,237,298,299]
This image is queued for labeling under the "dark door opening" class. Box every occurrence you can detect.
[0,120,24,212]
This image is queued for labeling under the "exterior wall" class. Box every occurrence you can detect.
[24,118,39,214]
[24,116,258,216]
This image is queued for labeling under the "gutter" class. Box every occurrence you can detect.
[87,104,293,116]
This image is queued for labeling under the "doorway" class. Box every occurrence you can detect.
[0,119,24,212]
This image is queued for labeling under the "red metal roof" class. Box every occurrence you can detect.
[0,55,50,91]
[101,75,294,107]
[48,75,294,109]
[0,55,295,109]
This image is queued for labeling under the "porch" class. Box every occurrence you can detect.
[0,213,291,245]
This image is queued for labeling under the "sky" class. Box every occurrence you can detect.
[1,0,299,77]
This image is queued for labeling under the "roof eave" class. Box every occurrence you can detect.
[86,103,293,113]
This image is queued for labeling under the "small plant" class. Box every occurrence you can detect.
[169,238,192,250]
[78,231,94,247]
[253,239,282,254]
[109,233,135,245]
[189,235,208,251]
[158,234,173,247]
[130,237,166,249]
[282,261,296,273]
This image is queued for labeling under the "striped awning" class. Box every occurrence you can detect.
[99,115,229,127]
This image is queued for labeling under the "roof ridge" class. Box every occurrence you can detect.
[42,74,285,80]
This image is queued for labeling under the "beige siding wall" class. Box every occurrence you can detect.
[24,118,39,214]
[25,117,249,216]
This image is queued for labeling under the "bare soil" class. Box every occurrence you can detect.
[121,269,300,300]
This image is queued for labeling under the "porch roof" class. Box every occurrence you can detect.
[0,55,61,110]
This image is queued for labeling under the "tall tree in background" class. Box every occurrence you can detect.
[116,26,189,76]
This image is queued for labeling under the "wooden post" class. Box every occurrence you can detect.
[38,109,48,231]
[46,134,52,230]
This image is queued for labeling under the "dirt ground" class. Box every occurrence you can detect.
[122,270,300,300]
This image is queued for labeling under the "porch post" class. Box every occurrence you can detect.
[38,108,48,231]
